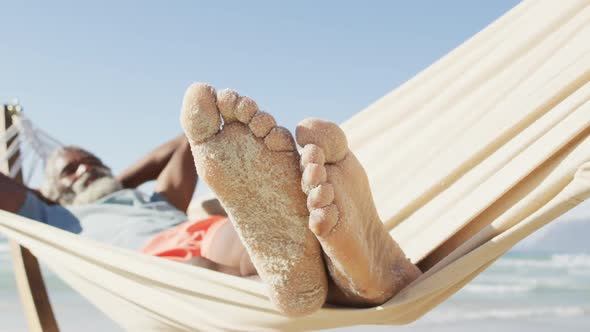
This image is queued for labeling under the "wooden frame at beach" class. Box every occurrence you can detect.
[1,105,59,332]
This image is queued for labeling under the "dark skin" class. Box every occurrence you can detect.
[0,172,30,213]
[0,134,197,213]
[117,134,197,212]
[1,135,244,274]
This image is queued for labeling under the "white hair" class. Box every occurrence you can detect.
[40,145,121,204]
[68,174,122,205]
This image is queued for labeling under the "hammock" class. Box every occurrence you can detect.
[2,0,590,330]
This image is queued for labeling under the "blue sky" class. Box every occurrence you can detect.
[1,0,519,194]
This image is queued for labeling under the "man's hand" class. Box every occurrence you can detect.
[30,189,57,205]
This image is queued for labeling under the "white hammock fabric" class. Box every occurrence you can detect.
[12,112,63,165]
[0,111,63,183]
[2,0,590,330]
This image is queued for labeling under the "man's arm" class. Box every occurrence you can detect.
[0,172,29,213]
[116,134,189,188]
[116,134,197,212]
[0,173,56,213]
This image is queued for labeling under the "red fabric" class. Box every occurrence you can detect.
[141,215,228,262]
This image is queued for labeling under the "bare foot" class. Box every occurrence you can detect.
[180,83,328,316]
[296,119,422,306]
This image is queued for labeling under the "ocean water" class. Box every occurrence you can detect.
[1,219,589,331]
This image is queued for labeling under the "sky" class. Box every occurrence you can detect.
[1,0,521,196]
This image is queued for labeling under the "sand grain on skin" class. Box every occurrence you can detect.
[182,83,327,316]
[297,118,422,306]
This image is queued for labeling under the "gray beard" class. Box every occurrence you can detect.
[72,176,123,205]
[60,173,123,205]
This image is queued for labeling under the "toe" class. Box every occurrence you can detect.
[216,89,240,123]
[236,96,259,124]
[295,118,348,163]
[249,111,276,138]
[180,83,221,144]
[301,163,327,194]
[309,204,339,237]
[307,183,334,210]
[264,127,296,152]
[300,144,326,170]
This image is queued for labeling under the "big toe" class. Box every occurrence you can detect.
[180,83,221,143]
[295,119,349,163]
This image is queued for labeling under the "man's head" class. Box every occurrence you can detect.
[41,146,122,205]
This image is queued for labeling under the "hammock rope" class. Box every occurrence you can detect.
[0,124,18,146]
[0,135,22,166]
[0,109,63,184]
[13,113,63,164]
